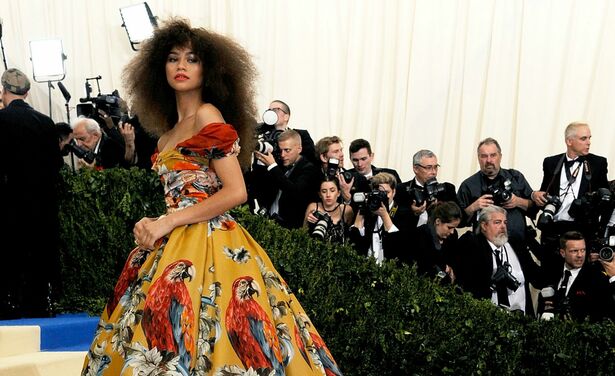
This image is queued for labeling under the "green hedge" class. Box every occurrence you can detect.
[57,168,615,375]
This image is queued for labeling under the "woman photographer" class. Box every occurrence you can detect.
[303,177,354,244]
[409,201,462,283]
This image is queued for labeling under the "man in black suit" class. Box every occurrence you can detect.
[71,116,127,169]
[537,231,614,321]
[253,129,320,229]
[397,149,458,231]
[349,172,414,265]
[0,68,64,318]
[457,137,535,243]
[346,138,401,215]
[532,122,609,270]
[456,205,540,315]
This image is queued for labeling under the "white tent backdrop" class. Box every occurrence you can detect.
[2,0,615,189]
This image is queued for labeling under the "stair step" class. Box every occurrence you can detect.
[0,326,40,357]
[0,351,86,376]
[0,313,98,352]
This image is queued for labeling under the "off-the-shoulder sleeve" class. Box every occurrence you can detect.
[178,122,240,159]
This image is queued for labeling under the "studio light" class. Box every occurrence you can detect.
[120,2,157,51]
[29,38,66,82]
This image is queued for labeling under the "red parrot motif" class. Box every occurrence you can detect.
[107,247,151,315]
[310,331,342,376]
[226,276,285,375]
[294,324,310,367]
[142,259,196,371]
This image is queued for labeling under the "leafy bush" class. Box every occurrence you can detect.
[57,168,615,375]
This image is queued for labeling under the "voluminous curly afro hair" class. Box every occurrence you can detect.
[123,18,257,169]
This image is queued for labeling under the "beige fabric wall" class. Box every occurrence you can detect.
[2,0,614,189]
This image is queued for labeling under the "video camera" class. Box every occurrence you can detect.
[352,189,389,212]
[537,194,562,229]
[63,139,95,164]
[77,76,124,126]
[484,178,513,206]
[408,177,446,206]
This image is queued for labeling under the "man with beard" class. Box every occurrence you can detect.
[455,205,540,315]
[457,137,535,242]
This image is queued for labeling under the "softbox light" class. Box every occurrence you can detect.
[29,38,66,82]
[120,2,157,51]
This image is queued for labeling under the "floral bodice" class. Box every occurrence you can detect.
[152,123,240,214]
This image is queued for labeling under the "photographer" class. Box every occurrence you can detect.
[397,149,458,233]
[537,231,614,321]
[532,122,609,274]
[408,201,462,284]
[457,137,534,242]
[315,136,370,205]
[455,205,541,315]
[303,177,354,244]
[348,172,413,265]
[118,114,158,169]
[256,100,317,165]
[252,129,320,229]
[71,116,128,169]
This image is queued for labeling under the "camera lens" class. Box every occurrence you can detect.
[312,219,329,239]
[599,247,614,262]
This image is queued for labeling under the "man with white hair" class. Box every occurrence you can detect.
[71,116,126,169]
[455,205,541,315]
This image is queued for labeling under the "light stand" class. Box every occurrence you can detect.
[0,18,7,70]
[29,38,66,120]
[120,2,157,51]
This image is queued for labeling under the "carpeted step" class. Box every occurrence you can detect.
[0,326,40,357]
[0,351,86,376]
[0,313,98,352]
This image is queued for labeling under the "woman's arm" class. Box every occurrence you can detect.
[303,202,317,228]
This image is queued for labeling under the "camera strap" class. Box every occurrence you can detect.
[493,247,510,306]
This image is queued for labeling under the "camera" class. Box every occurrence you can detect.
[409,178,446,206]
[485,178,513,206]
[490,262,521,292]
[599,247,614,262]
[311,210,332,239]
[537,194,562,229]
[325,158,353,183]
[352,190,389,212]
[568,188,613,222]
[254,125,283,165]
[78,77,124,125]
[63,139,95,164]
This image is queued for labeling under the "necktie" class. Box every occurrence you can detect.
[494,248,510,307]
[557,269,572,299]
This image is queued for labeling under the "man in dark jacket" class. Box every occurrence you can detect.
[456,205,540,315]
[0,68,64,318]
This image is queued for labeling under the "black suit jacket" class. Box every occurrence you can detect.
[258,156,320,229]
[539,153,608,198]
[349,202,414,262]
[541,262,615,322]
[346,165,402,185]
[95,133,129,169]
[455,231,540,315]
[409,224,459,279]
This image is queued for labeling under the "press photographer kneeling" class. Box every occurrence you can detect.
[536,231,615,322]
[348,172,413,265]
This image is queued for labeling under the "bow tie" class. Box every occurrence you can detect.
[565,157,584,169]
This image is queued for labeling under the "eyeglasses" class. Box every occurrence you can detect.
[269,107,288,114]
[415,164,440,171]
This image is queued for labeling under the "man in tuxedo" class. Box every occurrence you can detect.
[349,172,414,265]
[532,122,609,270]
[537,231,614,321]
[254,129,320,229]
[457,137,535,242]
[397,149,458,231]
[456,205,540,315]
[71,116,127,169]
[0,68,64,318]
[346,138,401,183]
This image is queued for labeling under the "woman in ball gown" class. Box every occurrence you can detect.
[81,18,342,376]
